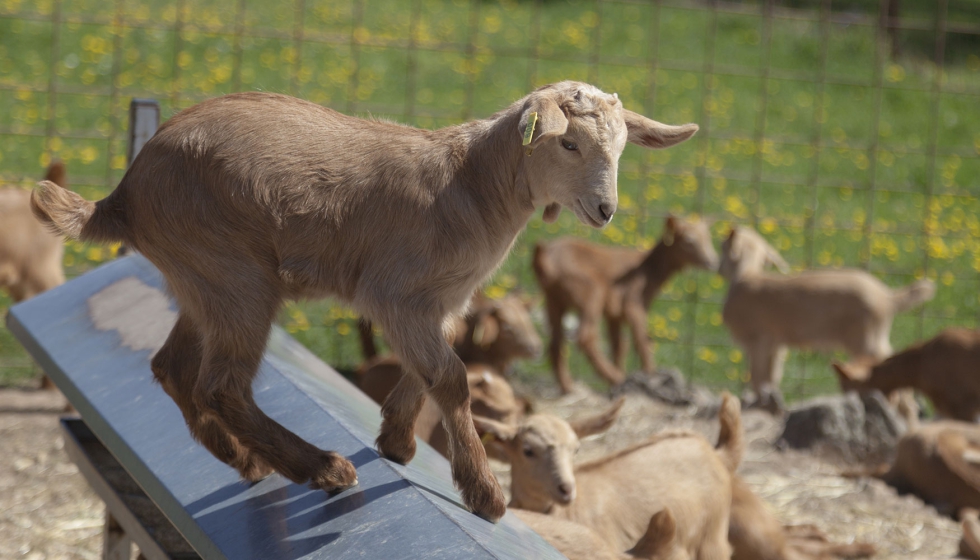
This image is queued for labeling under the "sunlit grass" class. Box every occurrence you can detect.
[1,1,979,402]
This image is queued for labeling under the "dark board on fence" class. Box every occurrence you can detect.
[6,255,562,560]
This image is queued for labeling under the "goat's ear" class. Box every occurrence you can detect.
[570,396,624,438]
[766,245,791,274]
[473,314,500,349]
[542,202,562,223]
[520,94,568,147]
[629,508,677,559]
[832,362,855,382]
[624,110,698,149]
[473,416,518,444]
[663,215,677,246]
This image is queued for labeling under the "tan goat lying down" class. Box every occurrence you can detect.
[513,508,687,560]
[478,395,737,559]
[31,82,698,521]
[852,420,980,517]
[720,226,935,412]
[834,327,980,423]
[1,162,67,302]
[533,215,718,393]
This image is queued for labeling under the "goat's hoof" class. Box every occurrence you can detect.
[309,452,358,493]
[461,474,507,523]
[375,432,416,465]
[241,463,275,483]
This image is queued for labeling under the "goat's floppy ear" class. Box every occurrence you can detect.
[473,313,500,349]
[663,215,678,246]
[520,93,568,148]
[628,508,677,559]
[542,202,562,223]
[766,244,791,274]
[624,109,698,149]
[832,362,857,383]
[473,416,518,444]
[570,396,625,438]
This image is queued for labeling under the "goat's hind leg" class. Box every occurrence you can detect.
[383,319,506,522]
[151,313,272,481]
[192,296,357,492]
[375,370,426,464]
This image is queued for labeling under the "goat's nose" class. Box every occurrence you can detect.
[557,482,575,501]
[598,202,615,223]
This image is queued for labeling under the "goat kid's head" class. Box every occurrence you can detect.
[662,215,719,271]
[466,365,527,427]
[471,293,543,361]
[474,397,624,510]
[519,82,698,229]
[719,226,790,280]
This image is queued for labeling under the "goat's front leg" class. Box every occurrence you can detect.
[382,319,506,522]
[606,318,628,372]
[577,310,625,387]
[624,304,655,374]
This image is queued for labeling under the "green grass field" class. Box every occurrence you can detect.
[2,0,979,399]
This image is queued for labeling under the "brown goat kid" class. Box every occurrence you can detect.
[533,216,718,393]
[359,360,527,458]
[478,394,737,559]
[834,328,980,423]
[30,83,697,521]
[720,226,935,413]
[1,162,67,302]
[357,292,542,370]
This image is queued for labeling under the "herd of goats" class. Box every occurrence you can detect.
[3,82,980,558]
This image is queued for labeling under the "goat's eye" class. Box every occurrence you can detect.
[523,445,535,458]
[560,138,578,151]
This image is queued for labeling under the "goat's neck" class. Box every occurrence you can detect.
[508,474,556,514]
[447,107,537,237]
[638,241,688,306]
[865,350,922,393]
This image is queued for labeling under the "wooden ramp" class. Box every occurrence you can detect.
[7,255,563,560]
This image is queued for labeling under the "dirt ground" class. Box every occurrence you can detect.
[0,384,966,559]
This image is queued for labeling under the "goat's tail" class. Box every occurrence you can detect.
[891,278,936,313]
[44,160,68,187]
[714,391,744,473]
[31,180,129,245]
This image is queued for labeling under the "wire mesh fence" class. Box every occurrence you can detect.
[2,0,979,399]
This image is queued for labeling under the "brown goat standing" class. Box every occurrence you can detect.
[30,83,697,521]
[533,216,718,393]
[1,162,67,302]
[834,327,980,423]
[720,226,935,413]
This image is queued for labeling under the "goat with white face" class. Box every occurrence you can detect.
[31,81,697,521]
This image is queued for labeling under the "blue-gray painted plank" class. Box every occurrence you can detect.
[7,256,563,560]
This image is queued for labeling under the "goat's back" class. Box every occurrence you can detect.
[567,435,731,555]
[723,269,896,349]
[113,92,524,312]
[534,237,645,288]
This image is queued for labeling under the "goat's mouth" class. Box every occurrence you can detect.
[574,199,606,229]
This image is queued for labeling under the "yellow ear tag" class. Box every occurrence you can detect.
[523,111,538,156]
[481,432,496,444]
